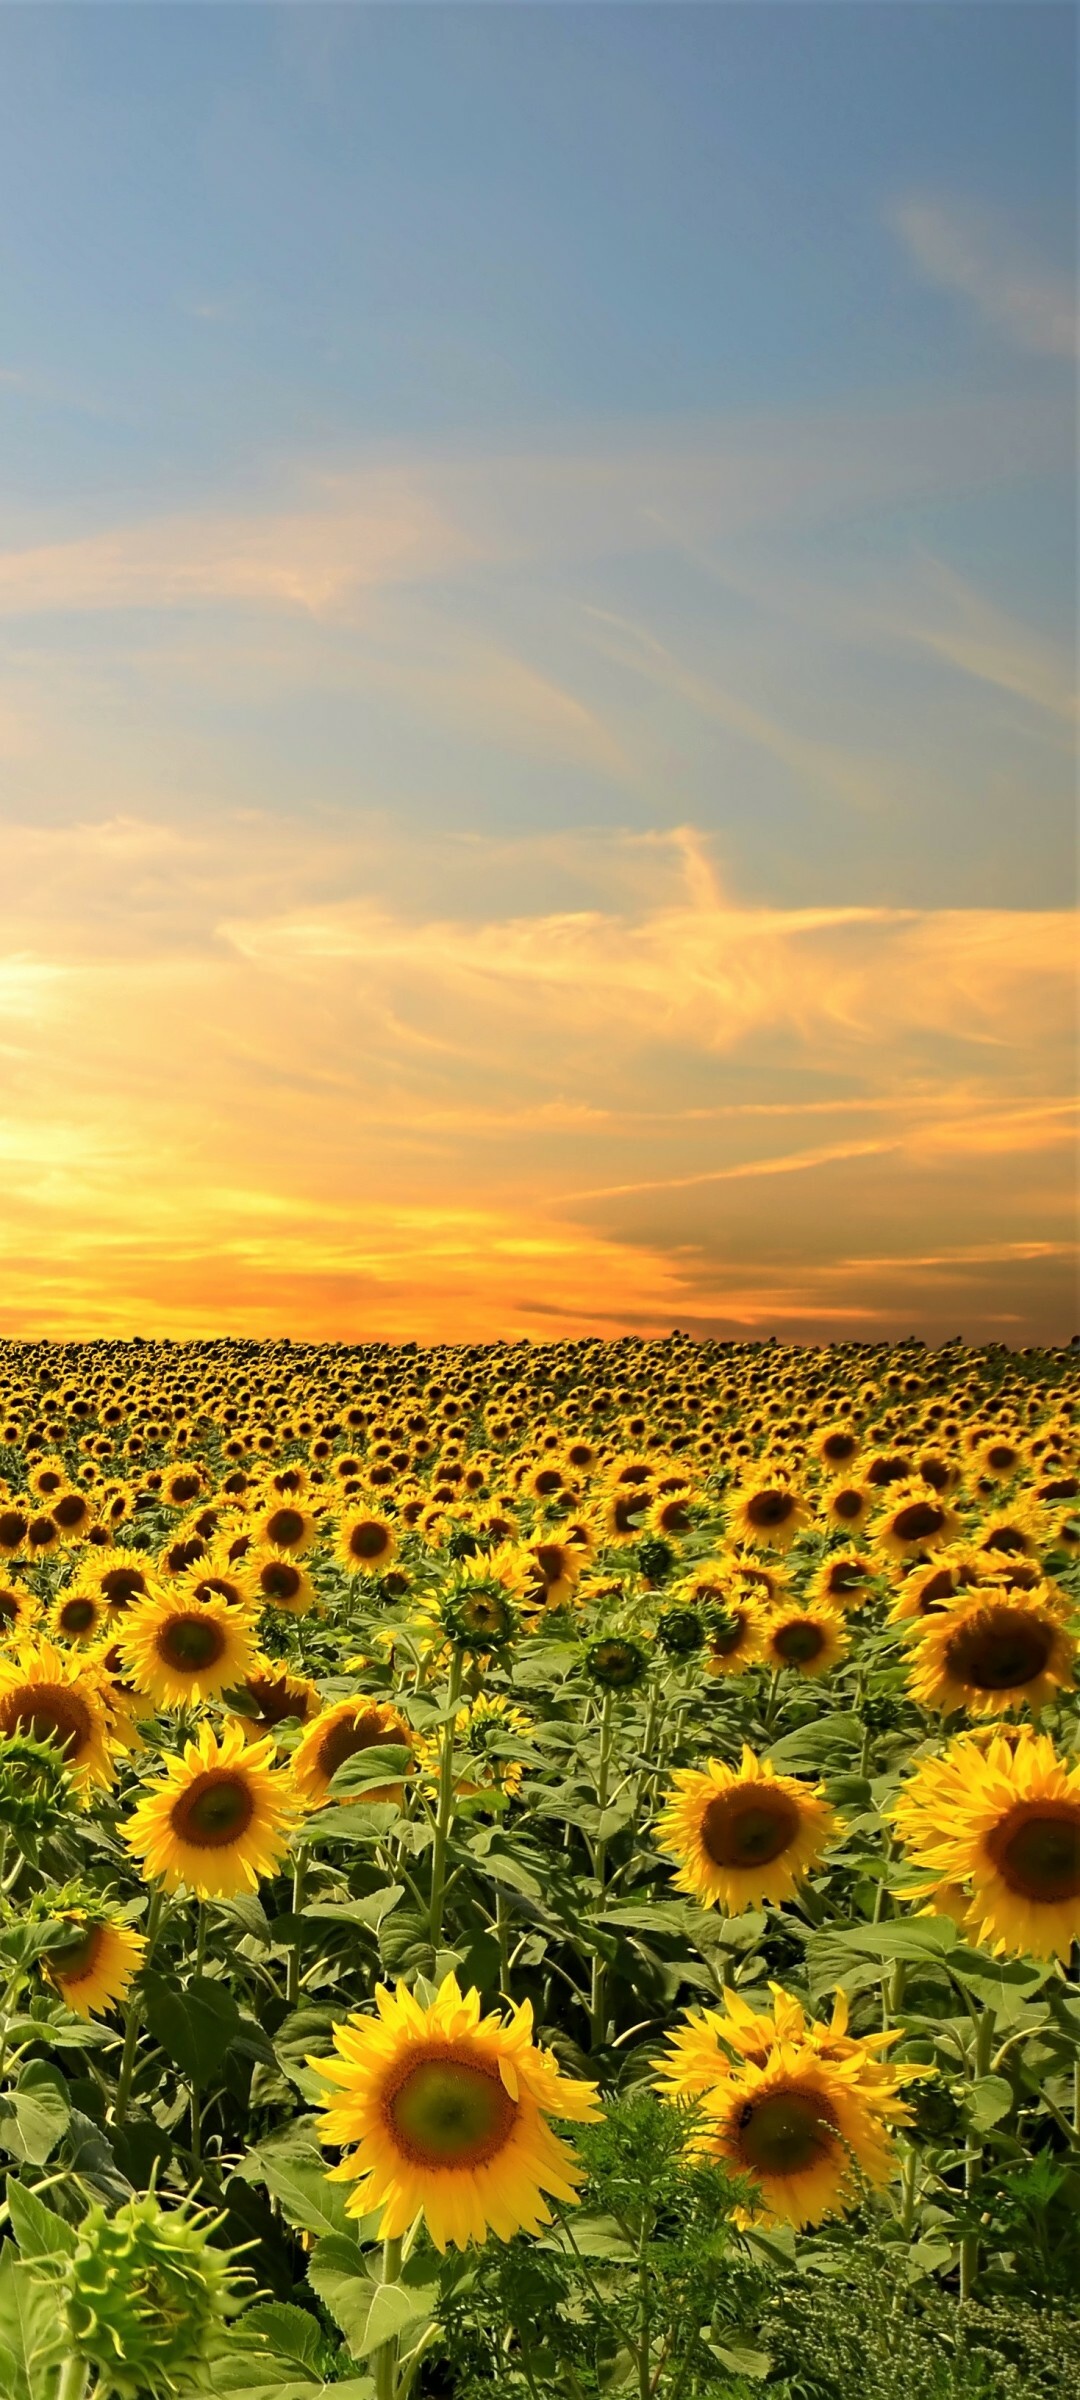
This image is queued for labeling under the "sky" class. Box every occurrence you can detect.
[0,1,1076,1349]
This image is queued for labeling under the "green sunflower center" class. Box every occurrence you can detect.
[990,1802,1080,1904]
[772,1620,825,1666]
[388,2054,516,2169]
[156,1614,227,1673]
[701,1788,801,1870]
[945,1609,1054,1692]
[172,1770,255,1847]
[736,2087,835,2179]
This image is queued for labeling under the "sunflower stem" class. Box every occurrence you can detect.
[589,1690,615,2051]
[55,2359,88,2400]
[959,2006,994,2302]
[373,2234,403,2400]
[287,1852,306,2007]
[428,1649,464,1950]
[194,1899,207,1977]
[113,1884,164,2127]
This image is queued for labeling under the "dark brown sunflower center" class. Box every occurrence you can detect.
[35,1471,63,1496]
[533,1544,567,1582]
[828,1566,865,1594]
[772,1620,825,1666]
[169,1475,201,1504]
[29,1518,58,1547]
[0,1593,20,1626]
[52,1494,89,1530]
[156,1614,228,1672]
[46,1925,103,1983]
[260,1560,302,1601]
[318,1712,396,1780]
[822,1432,858,1463]
[59,1598,98,1635]
[0,1684,90,1758]
[988,1801,1080,1903]
[171,1769,254,1847]
[192,1578,241,1606]
[945,1609,1054,1692]
[0,1512,28,1548]
[981,1527,1027,1556]
[267,1509,305,1548]
[101,1567,147,1604]
[701,1788,801,1870]
[247,1675,310,1726]
[746,1491,796,1529]
[986,1446,1019,1473]
[347,1521,390,1562]
[387,2052,516,2169]
[917,1568,957,1609]
[831,1489,864,1521]
[708,1611,746,1656]
[736,2087,836,2178]
[891,1502,946,1543]
[533,1469,564,1496]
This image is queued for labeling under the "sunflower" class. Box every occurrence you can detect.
[815,1425,861,1471]
[0,1507,30,1558]
[656,1983,921,2122]
[292,1696,414,1807]
[656,1748,835,1910]
[807,1550,875,1611]
[0,1585,38,1642]
[29,1457,67,1503]
[885,1546,989,1623]
[119,1590,260,1710]
[418,1694,532,1806]
[309,1972,600,2250]
[49,1489,95,1545]
[522,1536,582,1612]
[50,1587,111,1646]
[243,1547,319,1615]
[972,1505,1044,1565]
[904,1583,1074,1717]
[254,1501,319,1557]
[161,1465,205,1510]
[872,1479,962,1561]
[233,1663,323,1739]
[0,1641,116,1798]
[599,1486,653,1544]
[694,2044,900,2228]
[727,1479,808,1553]
[892,1728,1080,1961]
[820,1479,873,1534]
[80,1551,160,1614]
[761,1602,849,1680]
[122,1718,298,1897]
[702,1601,767,1678]
[42,1913,146,2019]
[336,1511,397,1577]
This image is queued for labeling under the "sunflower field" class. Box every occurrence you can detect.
[0,1332,1078,2400]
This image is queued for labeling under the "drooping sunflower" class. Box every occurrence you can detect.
[42,1913,147,2019]
[656,1748,836,1910]
[292,1696,414,1807]
[694,2044,900,2228]
[123,1718,298,1897]
[904,1583,1074,1717]
[0,1641,116,1798]
[309,1972,600,2250]
[232,1662,323,1740]
[892,1728,1080,1961]
[242,1547,319,1615]
[119,1590,260,1710]
[760,1603,849,1680]
[727,1478,809,1553]
[336,1511,397,1577]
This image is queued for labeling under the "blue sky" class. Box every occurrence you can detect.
[0,4,1075,1343]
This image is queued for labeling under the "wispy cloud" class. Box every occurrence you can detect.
[891,194,1077,357]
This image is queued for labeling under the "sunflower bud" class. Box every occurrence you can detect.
[585,1635,649,1690]
[63,2191,248,2396]
[0,1731,74,1840]
[655,1606,705,1657]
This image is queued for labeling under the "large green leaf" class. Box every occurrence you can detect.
[0,2064,70,2167]
[4,2179,76,2272]
[141,1973,241,2085]
[235,2132,357,2242]
[0,2250,66,2400]
[307,2237,437,2360]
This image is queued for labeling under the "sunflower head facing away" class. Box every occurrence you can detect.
[656,1747,836,1910]
[310,1972,600,2250]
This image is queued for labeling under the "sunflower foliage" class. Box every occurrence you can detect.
[0,1331,1074,2396]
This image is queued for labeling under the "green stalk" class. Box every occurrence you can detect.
[495,1886,511,1999]
[373,2234,403,2400]
[55,2358,88,2400]
[287,1851,306,2008]
[113,1884,165,2127]
[589,1690,615,2051]
[428,1649,464,1950]
[959,2007,994,2302]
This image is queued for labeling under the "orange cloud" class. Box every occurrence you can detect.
[0,814,1074,1344]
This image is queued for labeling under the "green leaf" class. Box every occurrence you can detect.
[804,1916,958,1998]
[307,2239,437,2363]
[0,2250,66,2400]
[327,1747,414,1798]
[969,2074,1014,2130]
[4,2179,76,2269]
[303,1886,404,1933]
[235,2134,358,2242]
[765,1714,863,1771]
[239,2303,323,2370]
[141,1973,241,2086]
[1,2064,70,2167]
